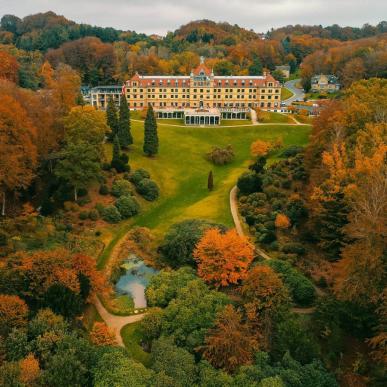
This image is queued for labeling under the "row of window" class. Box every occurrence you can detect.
[128,87,280,94]
[128,101,280,108]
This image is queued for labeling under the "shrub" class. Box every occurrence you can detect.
[111,179,132,197]
[79,211,89,220]
[267,260,316,307]
[89,209,99,221]
[115,195,140,218]
[280,146,304,158]
[101,205,122,223]
[258,231,276,244]
[159,219,227,267]
[285,199,308,225]
[111,154,130,173]
[95,203,105,215]
[136,179,159,201]
[77,187,88,197]
[99,184,109,195]
[130,169,151,186]
[281,242,306,256]
[206,145,235,165]
[77,196,91,206]
[237,172,262,195]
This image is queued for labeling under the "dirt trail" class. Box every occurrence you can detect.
[93,297,145,347]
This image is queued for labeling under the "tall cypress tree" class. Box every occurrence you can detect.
[143,105,159,156]
[112,135,121,164]
[118,95,133,148]
[106,97,118,140]
[208,171,214,191]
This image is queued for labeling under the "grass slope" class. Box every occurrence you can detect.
[281,87,294,100]
[98,121,311,268]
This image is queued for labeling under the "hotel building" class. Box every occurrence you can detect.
[92,58,282,125]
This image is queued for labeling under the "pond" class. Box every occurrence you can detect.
[115,255,158,309]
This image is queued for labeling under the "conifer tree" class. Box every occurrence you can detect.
[106,97,118,140]
[208,171,214,191]
[143,105,158,156]
[112,135,121,164]
[118,95,133,148]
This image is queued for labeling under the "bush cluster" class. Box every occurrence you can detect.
[129,169,160,201]
[268,260,316,306]
[101,205,122,223]
[206,145,235,165]
[115,195,140,218]
[111,179,132,197]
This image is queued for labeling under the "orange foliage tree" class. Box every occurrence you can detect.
[0,92,38,215]
[0,51,19,83]
[19,354,40,385]
[275,213,291,229]
[241,265,290,349]
[4,249,106,302]
[250,139,271,157]
[241,265,290,315]
[201,305,258,373]
[90,322,117,346]
[0,294,29,336]
[193,228,254,287]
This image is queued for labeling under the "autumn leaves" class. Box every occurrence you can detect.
[194,228,254,288]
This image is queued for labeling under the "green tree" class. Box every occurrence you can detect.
[143,105,159,156]
[111,134,121,165]
[55,142,101,201]
[158,279,229,351]
[150,337,197,385]
[272,70,285,84]
[145,267,197,307]
[159,219,226,267]
[93,348,153,387]
[249,55,263,75]
[118,95,133,148]
[106,96,118,139]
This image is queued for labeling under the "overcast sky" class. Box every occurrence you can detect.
[0,0,386,35]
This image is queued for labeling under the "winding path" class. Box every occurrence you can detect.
[93,297,145,347]
[229,186,323,311]
[283,79,305,106]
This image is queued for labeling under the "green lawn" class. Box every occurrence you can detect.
[220,119,251,126]
[98,121,311,268]
[261,112,293,124]
[121,322,151,366]
[281,87,294,100]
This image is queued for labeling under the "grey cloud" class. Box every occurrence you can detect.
[0,0,386,35]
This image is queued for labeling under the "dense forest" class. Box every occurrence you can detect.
[0,10,386,387]
[1,12,387,87]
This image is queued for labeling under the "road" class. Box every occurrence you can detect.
[283,79,305,106]
[93,296,146,347]
[229,185,324,311]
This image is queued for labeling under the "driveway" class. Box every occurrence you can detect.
[283,79,305,106]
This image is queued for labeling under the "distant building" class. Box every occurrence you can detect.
[90,58,282,125]
[311,74,340,93]
[80,86,91,104]
[275,65,290,79]
[90,85,123,110]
